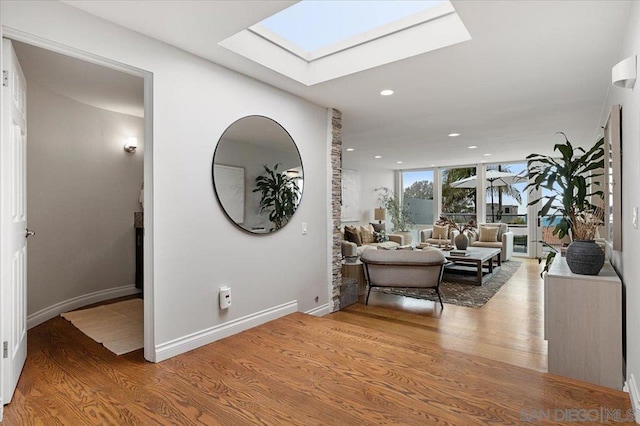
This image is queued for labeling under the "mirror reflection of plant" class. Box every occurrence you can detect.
[376,187,415,232]
[253,163,301,231]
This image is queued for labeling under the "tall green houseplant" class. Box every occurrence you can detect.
[254,163,301,231]
[526,133,605,273]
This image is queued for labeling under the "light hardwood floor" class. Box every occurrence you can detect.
[2,258,634,424]
[331,257,548,372]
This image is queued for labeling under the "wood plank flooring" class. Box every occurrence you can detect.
[331,258,548,372]
[3,258,634,424]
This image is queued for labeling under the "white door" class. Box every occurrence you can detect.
[1,38,28,406]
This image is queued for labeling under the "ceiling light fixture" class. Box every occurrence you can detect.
[380,89,394,96]
[468,145,478,149]
[374,155,382,159]
[396,161,403,164]
[483,153,491,157]
[448,133,461,137]
[346,148,355,152]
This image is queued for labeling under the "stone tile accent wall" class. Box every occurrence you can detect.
[331,109,343,311]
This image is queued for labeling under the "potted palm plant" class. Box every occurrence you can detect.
[526,133,605,275]
[253,163,301,231]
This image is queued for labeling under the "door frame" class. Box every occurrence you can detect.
[0,28,156,375]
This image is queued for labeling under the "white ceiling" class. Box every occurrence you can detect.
[12,41,144,117]
[63,0,631,170]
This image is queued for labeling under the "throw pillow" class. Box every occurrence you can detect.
[432,224,449,240]
[344,226,362,246]
[483,223,506,240]
[478,225,500,242]
[370,222,386,232]
[373,230,388,243]
[360,225,375,244]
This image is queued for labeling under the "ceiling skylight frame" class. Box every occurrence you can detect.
[219,0,471,86]
[248,1,456,63]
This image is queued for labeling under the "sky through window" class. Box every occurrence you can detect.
[259,0,446,53]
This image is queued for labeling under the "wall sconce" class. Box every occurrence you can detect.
[124,137,138,153]
[374,208,386,223]
[612,56,636,89]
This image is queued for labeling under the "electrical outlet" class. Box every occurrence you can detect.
[219,286,231,309]
[633,207,638,229]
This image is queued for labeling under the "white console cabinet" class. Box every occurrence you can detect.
[544,256,623,389]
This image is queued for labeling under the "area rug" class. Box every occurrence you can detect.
[374,260,522,308]
[61,298,143,355]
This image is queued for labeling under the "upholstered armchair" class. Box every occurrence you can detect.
[468,223,514,261]
[360,247,447,308]
[419,224,459,247]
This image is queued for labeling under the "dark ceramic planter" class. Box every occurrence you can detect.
[455,233,469,250]
[565,240,605,275]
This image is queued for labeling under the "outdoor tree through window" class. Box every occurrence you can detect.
[441,166,476,223]
[402,170,434,226]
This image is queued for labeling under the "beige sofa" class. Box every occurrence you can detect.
[360,247,447,308]
[341,228,404,257]
[468,223,514,261]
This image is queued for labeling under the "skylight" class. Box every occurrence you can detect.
[258,0,446,54]
[219,0,470,85]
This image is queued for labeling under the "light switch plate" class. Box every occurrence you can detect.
[633,207,638,229]
[302,222,308,235]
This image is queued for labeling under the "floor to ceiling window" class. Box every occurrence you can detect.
[402,169,434,225]
[485,162,528,255]
[441,166,476,223]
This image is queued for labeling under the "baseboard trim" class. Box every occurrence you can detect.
[154,300,298,362]
[27,285,141,330]
[305,303,331,317]
[628,374,640,424]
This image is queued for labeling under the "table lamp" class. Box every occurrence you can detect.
[374,208,386,224]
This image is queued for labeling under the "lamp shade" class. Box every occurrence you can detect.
[374,208,386,221]
[612,56,636,89]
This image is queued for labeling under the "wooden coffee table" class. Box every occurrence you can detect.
[441,247,502,286]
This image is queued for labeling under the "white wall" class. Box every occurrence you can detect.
[26,79,143,316]
[599,1,640,388]
[1,1,329,360]
[340,162,394,228]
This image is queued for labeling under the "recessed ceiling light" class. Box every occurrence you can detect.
[448,133,461,137]
[374,155,382,159]
[483,153,491,156]
[468,145,478,149]
[380,89,394,96]
[396,161,403,164]
[430,164,436,167]
[480,160,487,163]
[345,148,354,152]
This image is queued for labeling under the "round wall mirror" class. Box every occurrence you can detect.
[212,115,303,234]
